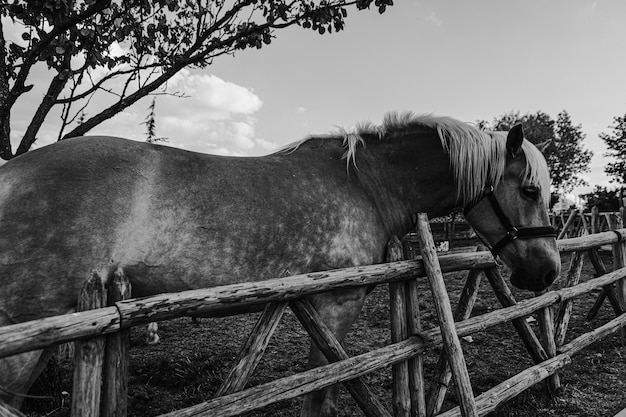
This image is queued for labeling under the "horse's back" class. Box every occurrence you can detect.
[0,137,385,323]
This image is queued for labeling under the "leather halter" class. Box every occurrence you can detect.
[463,186,557,256]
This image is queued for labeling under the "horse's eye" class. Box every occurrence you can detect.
[521,186,540,199]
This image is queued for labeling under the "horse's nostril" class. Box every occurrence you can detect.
[542,267,559,289]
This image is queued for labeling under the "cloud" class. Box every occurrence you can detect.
[90,71,269,156]
[166,70,262,119]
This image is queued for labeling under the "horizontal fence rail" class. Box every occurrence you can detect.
[0,251,497,359]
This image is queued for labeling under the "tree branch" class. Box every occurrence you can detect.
[16,63,71,156]
[8,0,112,110]
[0,18,12,159]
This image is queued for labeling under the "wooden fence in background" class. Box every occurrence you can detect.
[0,217,625,417]
[551,206,624,239]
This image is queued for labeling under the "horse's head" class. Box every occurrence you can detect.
[463,124,561,291]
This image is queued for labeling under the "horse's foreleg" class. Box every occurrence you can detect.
[300,287,369,417]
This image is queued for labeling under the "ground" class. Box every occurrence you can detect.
[23,249,626,417]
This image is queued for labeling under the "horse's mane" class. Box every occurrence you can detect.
[277,112,551,207]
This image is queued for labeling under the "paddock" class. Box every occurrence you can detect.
[2,216,625,417]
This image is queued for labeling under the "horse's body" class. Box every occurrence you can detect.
[0,113,560,416]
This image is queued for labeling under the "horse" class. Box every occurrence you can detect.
[0,113,560,417]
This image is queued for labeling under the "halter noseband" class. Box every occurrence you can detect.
[463,186,556,256]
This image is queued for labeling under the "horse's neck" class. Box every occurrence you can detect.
[354,135,458,236]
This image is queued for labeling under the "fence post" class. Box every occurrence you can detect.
[554,252,584,346]
[585,249,624,319]
[217,301,288,396]
[72,271,107,417]
[426,266,481,417]
[290,299,391,417]
[534,293,561,395]
[557,209,579,240]
[402,235,426,417]
[615,207,626,344]
[482,267,548,364]
[591,206,599,234]
[416,213,478,417]
[388,236,411,417]
[101,268,131,417]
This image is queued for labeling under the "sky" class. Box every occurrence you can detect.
[8,0,626,198]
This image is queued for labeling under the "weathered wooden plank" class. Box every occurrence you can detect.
[0,307,120,359]
[437,355,571,417]
[4,255,626,365]
[290,298,391,417]
[586,249,624,319]
[557,209,579,240]
[72,271,107,417]
[402,234,427,417]
[388,236,411,417]
[216,301,288,396]
[115,253,497,327]
[555,252,584,346]
[559,313,626,356]
[591,206,599,234]
[406,278,426,417]
[439,312,626,417]
[613,210,626,343]
[426,268,482,417]
[101,269,132,417]
[0,252,497,359]
[557,228,626,253]
[416,213,478,417]
[557,267,626,302]
[534,293,561,394]
[483,267,548,364]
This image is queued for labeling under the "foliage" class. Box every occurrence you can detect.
[143,97,167,144]
[599,114,626,185]
[0,0,393,160]
[579,185,622,212]
[491,110,592,195]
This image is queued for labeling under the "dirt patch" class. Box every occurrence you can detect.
[23,250,626,416]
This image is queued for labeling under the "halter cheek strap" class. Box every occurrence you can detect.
[463,186,557,256]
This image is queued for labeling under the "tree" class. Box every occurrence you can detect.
[142,97,167,144]
[0,0,393,160]
[552,111,592,193]
[492,110,592,194]
[599,114,626,186]
[580,185,621,212]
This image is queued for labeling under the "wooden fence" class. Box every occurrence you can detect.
[551,206,624,239]
[0,216,625,417]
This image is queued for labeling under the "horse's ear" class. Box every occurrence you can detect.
[535,140,551,153]
[506,124,524,158]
